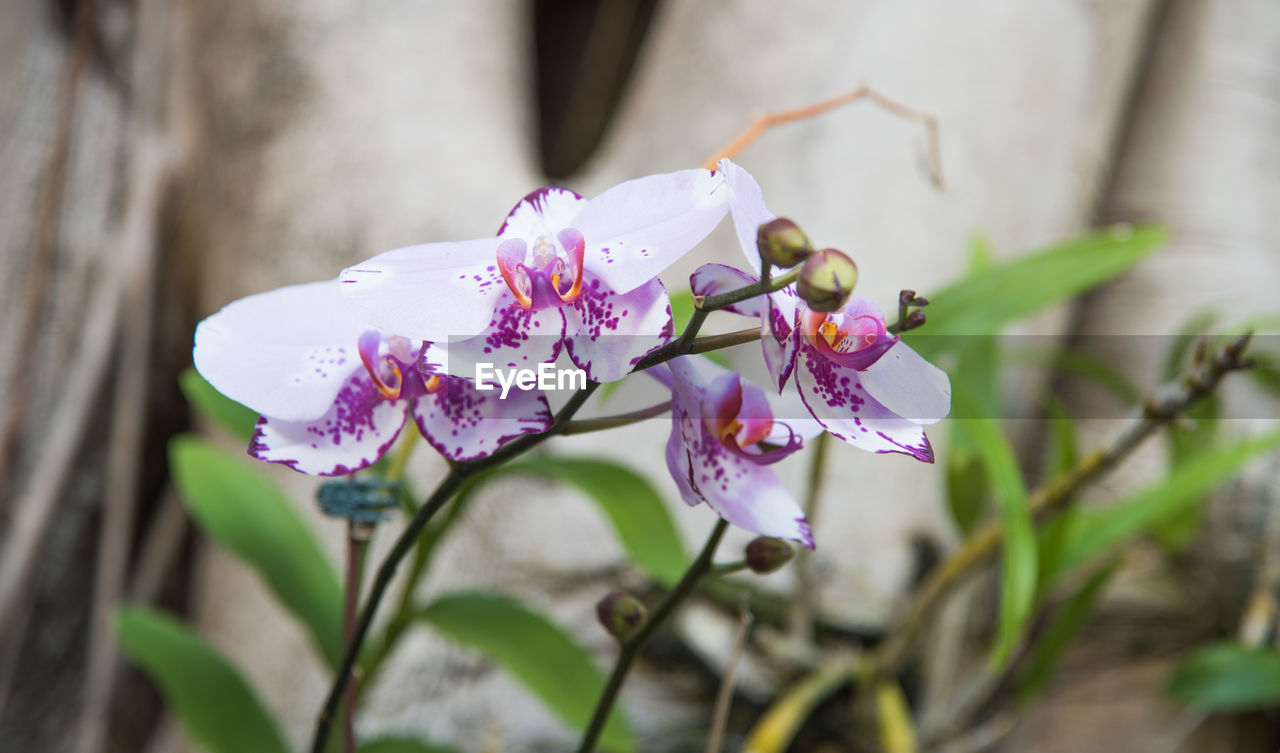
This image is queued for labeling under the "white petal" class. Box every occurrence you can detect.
[563,278,672,382]
[858,342,952,424]
[193,280,367,421]
[339,237,508,342]
[575,168,729,294]
[720,158,775,273]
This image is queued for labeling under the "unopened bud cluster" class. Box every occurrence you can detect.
[758,219,858,312]
[896,289,930,332]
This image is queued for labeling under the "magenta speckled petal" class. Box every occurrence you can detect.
[794,343,934,463]
[193,280,368,422]
[420,290,567,380]
[575,168,729,295]
[339,237,508,342]
[411,378,553,462]
[761,291,800,392]
[563,277,672,383]
[664,357,813,547]
[248,371,409,475]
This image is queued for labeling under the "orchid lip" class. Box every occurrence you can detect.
[358,331,444,401]
[496,229,586,311]
[802,309,898,370]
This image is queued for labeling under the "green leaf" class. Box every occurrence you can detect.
[116,607,289,753]
[418,592,633,753]
[670,288,697,333]
[1043,395,1079,479]
[179,367,259,443]
[954,413,1036,667]
[359,738,464,753]
[1155,394,1220,549]
[169,435,343,667]
[1007,347,1142,405]
[945,452,988,537]
[1018,562,1117,702]
[504,456,688,586]
[907,226,1165,359]
[1162,311,1218,381]
[1168,643,1280,712]
[1049,429,1280,581]
[741,657,857,753]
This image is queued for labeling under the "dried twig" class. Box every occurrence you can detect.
[706,597,753,753]
[872,334,1255,679]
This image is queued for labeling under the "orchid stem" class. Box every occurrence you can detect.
[313,271,787,753]
[790,432,829,643]
[695,266,798,313]
[709,561,749,576]
[562,401,673,436]
[341,521,369,753]
[576,519,731,753]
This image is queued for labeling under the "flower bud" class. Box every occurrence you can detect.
[904,309,927,331]
[745,536,795,574]
[595,591,647,642]
[756,218,813,268]
[797,248,858,312]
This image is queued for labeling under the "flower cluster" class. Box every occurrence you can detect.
[193,159,949,546]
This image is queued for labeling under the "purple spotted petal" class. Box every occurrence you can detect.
[858,341,952,424]
[498,187,586,238]
[339,237,507,342]
[761,290,800,392]
[719,158,774,274]
[689,263,763,317]
[664,357,813,547]
[248,371,409,475]
[563,277,673,383]
[794,343,934,463]
[575,168,728,295]
[193,280,368,421]
[420,289,567,379]
[411,378,553,462]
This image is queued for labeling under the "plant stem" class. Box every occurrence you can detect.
[562,401,673,435]
[576,519,730,753]
[341,522,368,753]
[790,432,829,643]
[695,267,798,313]
[312,271,791,753]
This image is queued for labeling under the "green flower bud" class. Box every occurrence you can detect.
[595,591,647,642]
[745,536,795,574]
[756,218,813,268]
[797,248,858,312]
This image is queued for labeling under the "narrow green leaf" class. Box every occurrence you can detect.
[169,435,343,667]
[505,457,688,586]
[741,657,857,753]
[1043,395,1079,479]
[1050,429,1280,580]
[1018,562,1117,702]
[954,413,1036,667]
[1007,347,1142,405]
[1162,311,1218,381]
[907,226,1165,358]
[179,367,259,443]
[670,288,697,333]
[116,607,289,753]
[359,738,464,753]
[1155,395,1220,549]
[1168,643,1280,712]
[945,452,988,537]
[418,592,633,753]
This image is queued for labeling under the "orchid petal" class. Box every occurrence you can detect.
[795,344,935,463]
[666,400,813,548]
[420,290,567,379]
[411,378,553,462]
[761,291,800,392]
[339,237,507,342]
[719,158,774,274]
[575,168,728,294]
[563,277,672,383]
[858,341,952,424]
[193,280,367,421]
[498,187,586,238]
[689,263,763,317]
[248,373,408,475]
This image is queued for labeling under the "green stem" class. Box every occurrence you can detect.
[312,268,789,753]
[576,520,731,753]
[695,266,796,313]
[562,401,673,436]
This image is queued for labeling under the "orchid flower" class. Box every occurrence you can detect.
[337,169,729,384]
[193,280,553,475]
[661,355,821,547]
[692,159,950,462]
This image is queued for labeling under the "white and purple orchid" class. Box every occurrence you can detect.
[192,280,553,475]
[693,158,951,462]
[337,169,729,383]
[661,355,821,547]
